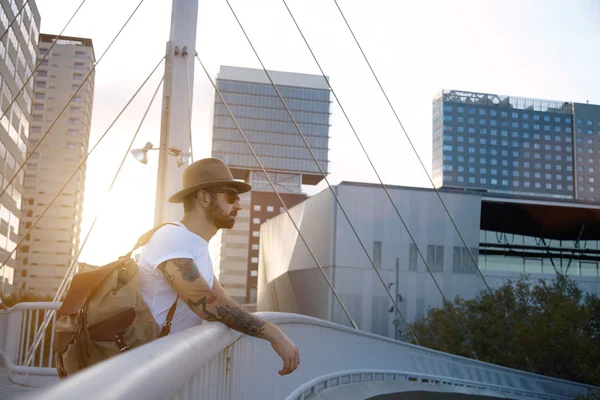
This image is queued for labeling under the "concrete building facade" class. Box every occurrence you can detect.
[15,34,95,296]
[0,0,41,295]
[210,65,330,303]
[433,90,600,202]
[257,182,600,339]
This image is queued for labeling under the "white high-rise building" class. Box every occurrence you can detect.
[15,34,95,297]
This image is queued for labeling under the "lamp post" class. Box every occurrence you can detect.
[131,141,191,168]
[154,0,199,225]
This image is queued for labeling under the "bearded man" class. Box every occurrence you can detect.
[138,158,299,376]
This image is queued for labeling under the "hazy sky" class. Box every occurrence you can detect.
[33,0,600,264]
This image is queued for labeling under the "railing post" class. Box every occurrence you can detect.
[3,309,24,365]
[221,345,232,400]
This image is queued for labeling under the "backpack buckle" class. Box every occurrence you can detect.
[113,333,129,352]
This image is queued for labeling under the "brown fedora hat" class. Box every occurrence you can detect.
[168,158,252,203]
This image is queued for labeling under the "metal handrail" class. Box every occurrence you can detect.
[0,302,61,387]
[12,311,595,400]
[286,369,573,400]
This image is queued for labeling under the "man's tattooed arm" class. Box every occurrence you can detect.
[157,259,266,338]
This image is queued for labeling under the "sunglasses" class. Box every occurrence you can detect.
[206,189,240,204]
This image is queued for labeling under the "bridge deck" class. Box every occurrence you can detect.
[312,380,513,400]
[0,366,40,400]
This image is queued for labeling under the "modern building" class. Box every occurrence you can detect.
[210,65,331,304]
[15,34,95,297]
[433,90,600,202]
[257,182,600,339]
[0,1,41,296]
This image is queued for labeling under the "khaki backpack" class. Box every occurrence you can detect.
[53,223,179,378]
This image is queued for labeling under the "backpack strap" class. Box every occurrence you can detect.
[159,296,179,338]
[120,222,180,259]
[123,222,182,337]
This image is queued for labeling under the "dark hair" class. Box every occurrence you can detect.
[183,191,199,213]
[183,190,215,213]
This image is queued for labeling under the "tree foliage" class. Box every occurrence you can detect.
[1,293,53,307]
[407,274,600,386]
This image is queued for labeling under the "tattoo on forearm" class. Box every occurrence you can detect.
[186,293,265,337]
[157,259,264,338]
[171,258,200,282]
[215,305,265,337]
[186,296,217,320]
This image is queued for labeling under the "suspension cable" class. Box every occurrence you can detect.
[331,0,489,292]
[55,76,165,304]
[0,55,164,286]
[196,53,358,330]
[226,0,456,346]
[183,52,194,162]
[279,0,486,347]
[332,0,535,369]
[24,73,165,367]
[0,0,88,157]
[0,0,30,44]
[0,0,147,202]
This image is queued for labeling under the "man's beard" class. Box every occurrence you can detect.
[205,202,236,229]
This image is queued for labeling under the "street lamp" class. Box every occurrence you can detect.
[130,141,191,168]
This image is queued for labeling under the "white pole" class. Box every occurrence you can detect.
[155,0,199,226]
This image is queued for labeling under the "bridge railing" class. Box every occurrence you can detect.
[12,311,595,400]
[0,302,60,387]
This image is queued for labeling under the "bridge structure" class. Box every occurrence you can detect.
[0,1,598,399]
[0,302,596,400]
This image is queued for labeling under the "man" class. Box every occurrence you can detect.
[138,158,299,376]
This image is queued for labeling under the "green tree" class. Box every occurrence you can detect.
[407,275,600,386]
[1,293,53,307]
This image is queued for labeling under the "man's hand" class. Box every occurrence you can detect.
[267,324,300,376]
[158,260,300,375]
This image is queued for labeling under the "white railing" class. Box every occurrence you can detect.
[0,302,60,387]
[12,311,596,400]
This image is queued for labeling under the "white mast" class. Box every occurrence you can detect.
[154,0,199,225]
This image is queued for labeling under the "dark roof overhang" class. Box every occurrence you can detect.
[481,197,600,241]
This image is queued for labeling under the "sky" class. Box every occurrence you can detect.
[33,0,600,265]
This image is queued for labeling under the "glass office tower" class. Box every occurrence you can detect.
[211,66,331,304]
[433,90,600,202]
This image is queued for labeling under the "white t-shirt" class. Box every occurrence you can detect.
[138,222,214,334]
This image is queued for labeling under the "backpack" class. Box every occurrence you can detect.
[53,223,179,378]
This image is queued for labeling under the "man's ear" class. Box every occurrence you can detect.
[197,190,211,207]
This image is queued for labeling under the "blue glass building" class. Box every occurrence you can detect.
[433,90,600,202]
[212,66,330,189]
[211,66,331,304]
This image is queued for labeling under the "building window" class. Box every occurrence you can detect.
[373,241,382,268]
[251,257,258,264]
[408,244,418,271]
[253,205,261,211]
[253,218,260,224]
[266,206,274,212]
[427,245,444,272]
[252,244,259,250]
[252,231,259,237]
[250,270,258,277]
[452,247,478,274]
